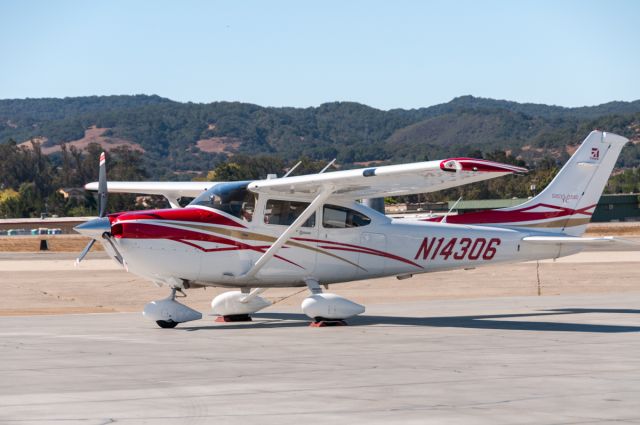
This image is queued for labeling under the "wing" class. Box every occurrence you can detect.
[84,181,215,208]
[248,158,527,199]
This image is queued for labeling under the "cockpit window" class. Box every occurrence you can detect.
[190,181,256,222]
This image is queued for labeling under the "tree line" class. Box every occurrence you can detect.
[2,95,639,182]
[0,141,148,218]
[1,140,637,219]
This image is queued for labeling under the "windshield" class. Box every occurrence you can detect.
[190,181,256,221]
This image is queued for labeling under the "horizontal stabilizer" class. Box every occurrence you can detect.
[522,236,638,245]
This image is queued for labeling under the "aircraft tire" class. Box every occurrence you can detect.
[156,320,178,328]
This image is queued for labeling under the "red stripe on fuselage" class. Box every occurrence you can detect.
[115,222,246,245]
[423,203,596,225]
[113,222,303,269]
[295,237,424,269]
[112,207,245,228]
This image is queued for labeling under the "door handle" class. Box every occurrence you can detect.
[297,230,311,235]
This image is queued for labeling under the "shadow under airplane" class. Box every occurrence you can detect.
[181,308,640,333]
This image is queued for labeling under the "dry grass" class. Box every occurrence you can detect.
[196,136,241,153]
[0,235,103,252]
[584,222,640,236]
[19,126,144,154]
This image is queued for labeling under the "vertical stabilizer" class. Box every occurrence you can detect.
[427,131,629,236]
[512,130,628,235]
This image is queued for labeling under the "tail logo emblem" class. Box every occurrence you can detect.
[590,147,600,161]
[552,193,580,203]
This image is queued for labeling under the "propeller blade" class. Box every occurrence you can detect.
[75,239,96,265]
[75,153,111,267]
[98,151,108,218]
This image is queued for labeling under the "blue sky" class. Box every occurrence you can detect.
[0,0,638,109]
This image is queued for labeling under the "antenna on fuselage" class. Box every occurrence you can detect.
[441,196,463,224]
[319,158,336,174]
[282,161,302,178]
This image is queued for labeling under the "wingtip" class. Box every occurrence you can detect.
[440,158,528,174]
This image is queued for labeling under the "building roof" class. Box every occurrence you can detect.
[599,194,640,204]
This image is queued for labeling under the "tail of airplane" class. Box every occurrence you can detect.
[428,130,629,236]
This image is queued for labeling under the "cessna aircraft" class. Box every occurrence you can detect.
[75,130,630,328]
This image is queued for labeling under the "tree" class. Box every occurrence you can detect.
[206,155,285,181]
[0,189,20,218]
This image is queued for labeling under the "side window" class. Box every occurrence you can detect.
[264,200,316,227]
[322,204,371,228]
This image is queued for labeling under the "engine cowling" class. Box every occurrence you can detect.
[301,293,365,320]
[211,291,271,316]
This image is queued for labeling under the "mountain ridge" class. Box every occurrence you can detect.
[1,95,639,179]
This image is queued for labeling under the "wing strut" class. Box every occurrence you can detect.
[241,186,334,280]
[319,158,336,174]
[163,194,182,209]
[283,161,302,178]
[441,196,463,224]
[240,287,267,303]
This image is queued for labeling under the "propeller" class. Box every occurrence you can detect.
[75,152,111,265]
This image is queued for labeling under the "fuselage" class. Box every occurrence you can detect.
[78,131,629,291]
[104,192,579,288]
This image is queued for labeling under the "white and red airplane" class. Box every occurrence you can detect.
[75,130,630,328]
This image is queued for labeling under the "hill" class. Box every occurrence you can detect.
[1,95,640,179]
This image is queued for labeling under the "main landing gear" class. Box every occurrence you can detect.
[143,288,203,329]
[209,281,365,326]
[211,288,271,322]
[301,279,365,326]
